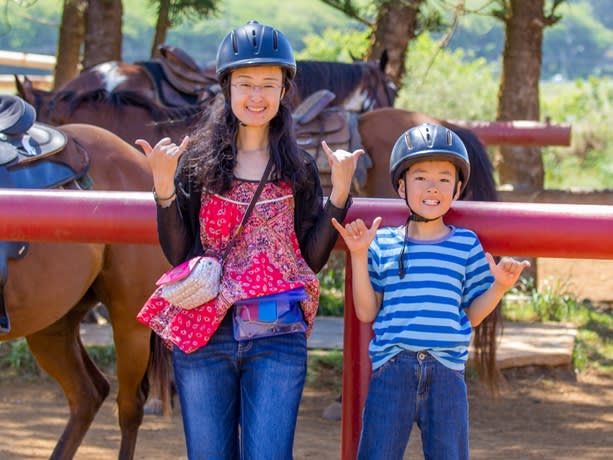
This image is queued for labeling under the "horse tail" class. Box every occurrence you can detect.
[451,125,503,393]
[144,333,174,416]
[472,307,503,394]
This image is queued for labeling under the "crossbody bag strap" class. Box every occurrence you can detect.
[220,157,273,260]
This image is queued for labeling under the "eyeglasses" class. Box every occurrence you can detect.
[231,82,283,96]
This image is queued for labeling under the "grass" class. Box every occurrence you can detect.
[0,340,117,380]
[306,349,343,393]
[503,276,613,373]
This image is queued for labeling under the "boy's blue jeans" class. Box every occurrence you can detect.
[357,350,469,460]
[172,313,307,460]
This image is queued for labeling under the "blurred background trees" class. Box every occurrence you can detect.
[2,0,613,190]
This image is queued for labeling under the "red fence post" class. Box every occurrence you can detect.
[340,256,374,459]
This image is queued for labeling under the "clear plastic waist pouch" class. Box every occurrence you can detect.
[232,287,308,341]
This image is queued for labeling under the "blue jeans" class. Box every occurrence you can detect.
[357,350,468,460]
[172,312,308,460]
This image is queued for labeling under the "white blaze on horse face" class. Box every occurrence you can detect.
[343,88,373,113]
[96,62,129,93]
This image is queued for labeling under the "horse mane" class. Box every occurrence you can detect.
[295,60,367,103]
[450,125,498,202]
[51,88,204,125]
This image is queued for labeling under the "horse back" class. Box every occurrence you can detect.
[60,123,153,192]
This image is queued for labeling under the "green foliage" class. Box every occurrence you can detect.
[395,34,498,121]
[317,252,346,317]
[0,339,40,377]
[446,0,613,80]
[502,277,613,372]
[167,0,219,25]
[544,2,613,78]
[0,0,61,57]
[541,77,613,188]
[307,349,343,392]
[165,0,359,65]
[297,28,370,61]
[0,340,117,378]
[505,277,580,322]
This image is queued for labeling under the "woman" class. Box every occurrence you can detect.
[135,20,361,459]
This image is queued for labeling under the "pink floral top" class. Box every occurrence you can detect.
[137,179,320,353]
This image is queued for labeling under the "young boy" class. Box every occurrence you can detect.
[332,122,530,460]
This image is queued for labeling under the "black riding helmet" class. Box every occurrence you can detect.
[215,20,297,83]
[389,122,470,196]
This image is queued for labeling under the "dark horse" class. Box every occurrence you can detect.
[17,51,396,114]
[1,122,172,459]
[13,83,501,387]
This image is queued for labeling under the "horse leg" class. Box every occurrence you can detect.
[25,307,110,460]
[91,243,172,457]
[102,308,151,459]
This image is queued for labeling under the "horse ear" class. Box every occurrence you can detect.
[14,75,25,98]
[379,50,389,73]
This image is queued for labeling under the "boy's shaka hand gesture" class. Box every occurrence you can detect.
[485,252,531,290]
[332,217,382,254]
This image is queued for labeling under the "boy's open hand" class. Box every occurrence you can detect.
[486,252,531,290]
[331,217,382,254]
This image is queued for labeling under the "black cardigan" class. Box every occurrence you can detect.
[156,151,351,274]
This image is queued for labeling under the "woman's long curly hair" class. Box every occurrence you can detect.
[182,69,308,194]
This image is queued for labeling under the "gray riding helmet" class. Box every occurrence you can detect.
[389,122,470,195]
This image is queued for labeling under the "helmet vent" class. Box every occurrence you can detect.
[231,32,238,53]
[251,29,257,48]
[272,30,279,51]
[404,132,413,150]
[447,130,453,145]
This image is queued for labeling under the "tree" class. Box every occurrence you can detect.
[365,0,423,88]
[148,0,218,58]
[493,0,565,191]
[54,0,87,89]
[317,0,431,87]
[82,0,123,69]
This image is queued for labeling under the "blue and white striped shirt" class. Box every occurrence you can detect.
[367,225,493,371]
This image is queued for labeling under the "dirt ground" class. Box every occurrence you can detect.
[536,258,613,303]
[0,367,612,460]
[0,257,611,460]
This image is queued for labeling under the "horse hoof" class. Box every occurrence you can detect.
[143,399,164,416]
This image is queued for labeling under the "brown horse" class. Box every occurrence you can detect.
[16,52,396,114]
[15,76,205,144]
[1,122,171,459]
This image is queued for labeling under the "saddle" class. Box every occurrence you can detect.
[0,95,92,333]
[293,90,372,194]
[138,44,220,107]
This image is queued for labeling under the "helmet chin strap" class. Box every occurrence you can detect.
[398,195,442,278]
